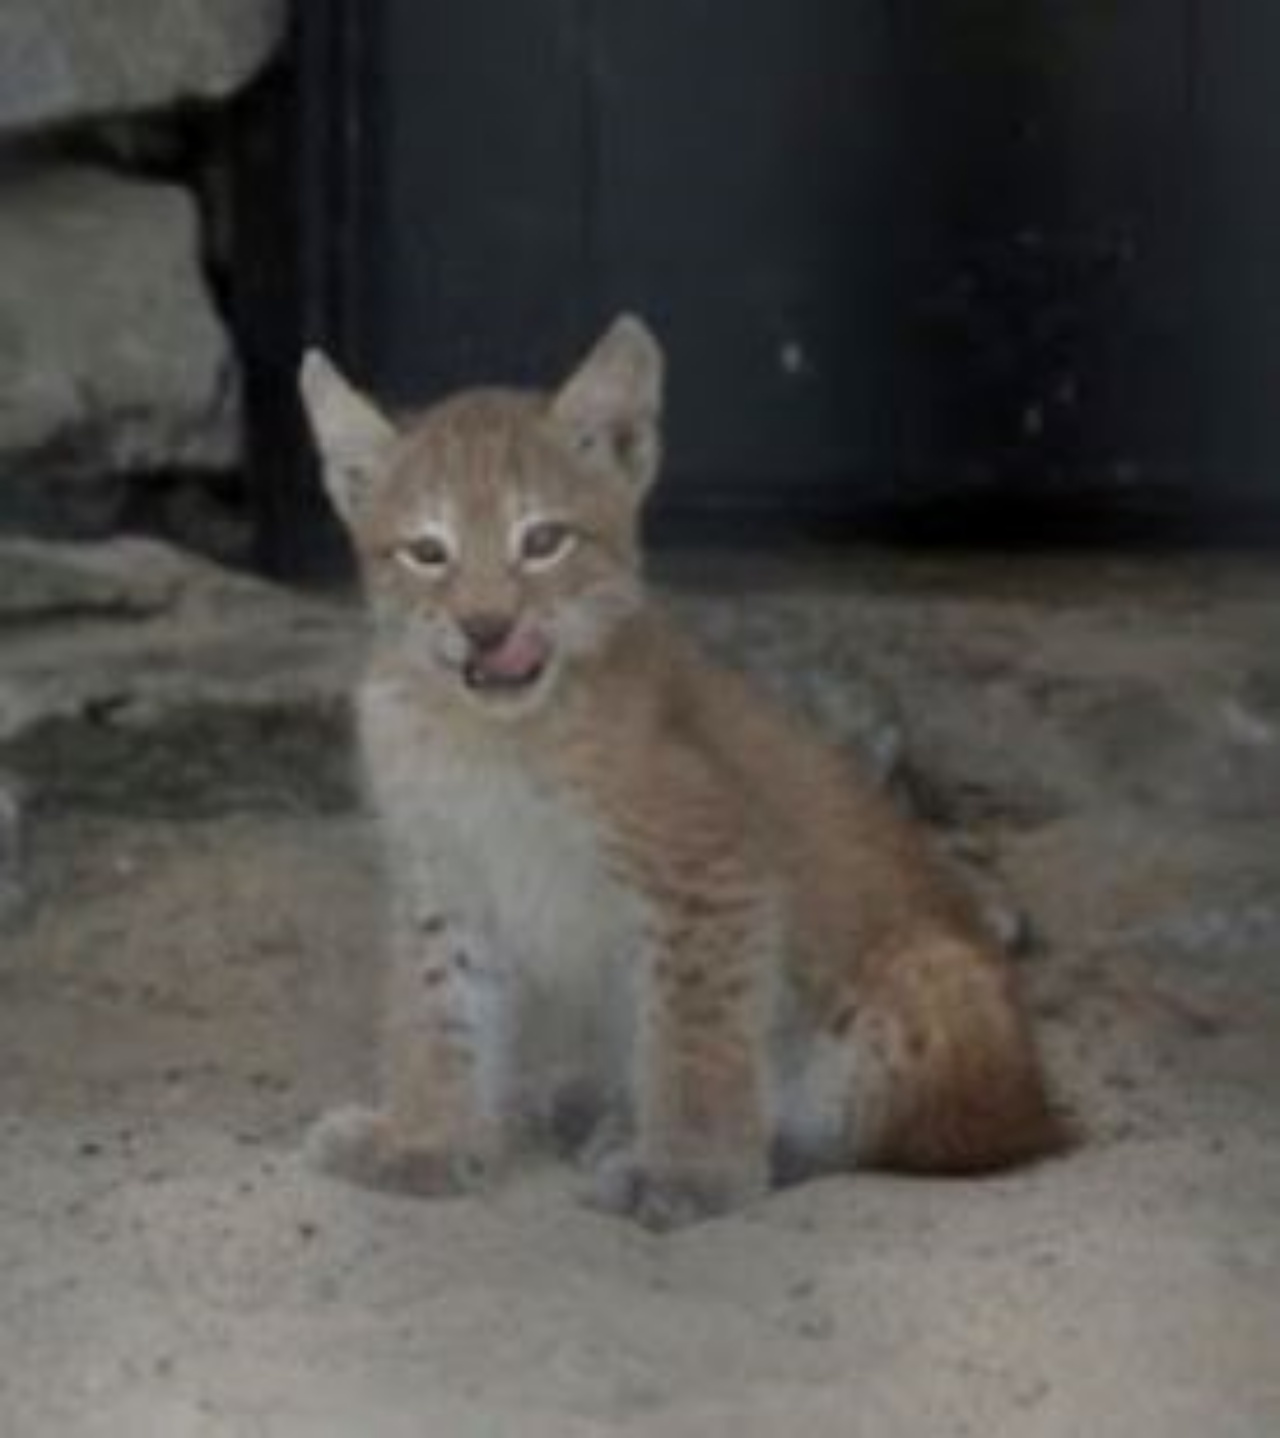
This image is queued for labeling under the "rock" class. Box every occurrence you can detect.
[0,776,24,928]
[675,595,905,784]
[0,162,240,486]
[0,0,287,135]
[1050,675,1280,823]
[0,538,360,817]
[0,534,208,622]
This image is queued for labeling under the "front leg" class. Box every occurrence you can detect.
[307,906,508,1198]
[587,758,775,1230]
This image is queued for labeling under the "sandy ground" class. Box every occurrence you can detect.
[2,549,1279,1436]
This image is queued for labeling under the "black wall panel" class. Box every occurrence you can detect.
[277,0,1280,562]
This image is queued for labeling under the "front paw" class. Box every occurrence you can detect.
[583,1145,767,1232]
[305,1105,494,1199]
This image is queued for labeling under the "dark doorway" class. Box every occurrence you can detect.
[246,0,1280,573]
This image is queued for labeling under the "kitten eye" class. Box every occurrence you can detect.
[518,519,575,568]
[397,533,452,573]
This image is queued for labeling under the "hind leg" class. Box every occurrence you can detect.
[770,933,1063,1180]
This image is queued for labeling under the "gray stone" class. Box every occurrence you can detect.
[0,0,286,134]
[0,775,23,928]
[0,534,204,621]
[0,538,359,817]
[1050,676,1280,822]
[0,162,240,484]
[675,594,905,784]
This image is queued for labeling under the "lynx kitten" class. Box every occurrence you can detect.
[299,316,1061,1229]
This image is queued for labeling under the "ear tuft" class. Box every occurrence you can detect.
[298,348,397,526]
[551,314,665,492]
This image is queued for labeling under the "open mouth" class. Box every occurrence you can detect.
[461,629,552,697]
[462,657,548,694]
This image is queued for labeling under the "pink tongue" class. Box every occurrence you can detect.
[477,628,550,681]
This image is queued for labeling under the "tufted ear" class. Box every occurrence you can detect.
[550,314,664,493]
[298,348,398,527]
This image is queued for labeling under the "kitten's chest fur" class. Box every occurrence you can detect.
[363,677,643,1109]
[424,745,630,982]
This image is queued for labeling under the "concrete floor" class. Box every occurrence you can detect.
[1,539,1278,1436]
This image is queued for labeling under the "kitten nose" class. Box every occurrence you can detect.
[459,613,515,653]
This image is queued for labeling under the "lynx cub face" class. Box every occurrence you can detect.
[301,318,662,717]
